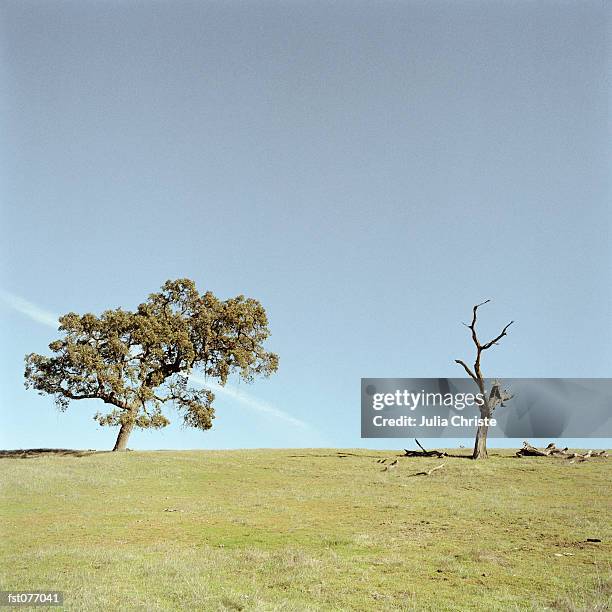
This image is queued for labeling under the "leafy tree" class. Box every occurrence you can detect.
[24,279,278,451]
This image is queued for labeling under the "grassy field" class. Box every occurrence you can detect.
[1,449,610,611]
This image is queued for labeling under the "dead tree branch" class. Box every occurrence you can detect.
[403,439,447,458]
[455,299,514,385]
[408,463,446,477]
[516,441,608,461]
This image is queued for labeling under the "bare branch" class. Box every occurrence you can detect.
[454,359,478,383]
[408,463,446,477]
[415,438,427,453]
[465,300,488,348]
[481,320,514,351]
[472,300,490,322]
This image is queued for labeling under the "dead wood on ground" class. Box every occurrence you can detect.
[516,441,608,462]
[407,463,446,477]
[402,439,447,458]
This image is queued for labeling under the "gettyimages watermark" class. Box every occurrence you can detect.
[361,378,612,438]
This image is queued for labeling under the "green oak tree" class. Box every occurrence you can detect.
[24,279,278,451]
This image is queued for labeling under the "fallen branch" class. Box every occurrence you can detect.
[516,442,550,457]
[516,441,608,461]
[403,439,447,458]
[415,439,428,453]
[408,463,446,477]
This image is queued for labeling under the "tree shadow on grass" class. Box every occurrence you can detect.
[0,448,105,459]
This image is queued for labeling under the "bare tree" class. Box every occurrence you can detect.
[455,300,513,459]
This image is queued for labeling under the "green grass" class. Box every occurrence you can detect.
[1,449,610,611]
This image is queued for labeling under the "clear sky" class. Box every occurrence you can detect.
[1,0,610,451]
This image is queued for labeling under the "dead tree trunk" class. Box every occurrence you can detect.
[113,421,134,451]
[455,300,514,460]
[473,423,489,459]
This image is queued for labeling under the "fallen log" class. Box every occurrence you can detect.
[516,442,550,457]
[403,439,447,458]
[549,446,570,456]
[516,441,608,461]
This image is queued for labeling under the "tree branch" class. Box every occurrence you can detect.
[454,359,478,383]
[455,300,514,390]
[481,321,514,351]
[468,300,490,348]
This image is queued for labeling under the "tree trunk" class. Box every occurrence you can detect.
[112,421,134,451]
[472,423,489,459]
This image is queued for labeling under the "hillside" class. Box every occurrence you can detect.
[1,449,610,611]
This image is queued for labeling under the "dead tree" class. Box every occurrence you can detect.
[455,300,513,460]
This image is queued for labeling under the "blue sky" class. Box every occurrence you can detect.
[1,0,610,450]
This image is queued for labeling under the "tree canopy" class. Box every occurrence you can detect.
[24,279,278,450]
